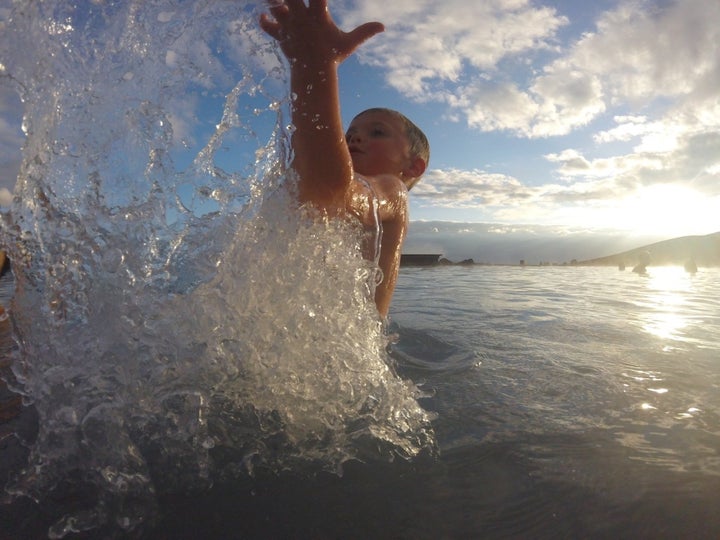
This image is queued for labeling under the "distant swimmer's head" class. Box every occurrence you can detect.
[346,108,429,190]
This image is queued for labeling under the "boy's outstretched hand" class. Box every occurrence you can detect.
[260,0,384,67]
[258,1,411,318]
[257,0,385,208]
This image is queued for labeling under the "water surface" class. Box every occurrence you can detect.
[4,265,720,538]
[1,0,719,536]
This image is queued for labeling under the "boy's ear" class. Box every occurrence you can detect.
[403,156,427,180]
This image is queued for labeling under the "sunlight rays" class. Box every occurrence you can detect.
[613,185,717,238]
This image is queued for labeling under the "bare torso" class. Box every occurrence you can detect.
[346,174,409,318]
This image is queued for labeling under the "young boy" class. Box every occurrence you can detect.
[260,0,429,318]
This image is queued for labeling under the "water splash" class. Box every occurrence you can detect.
[0,1,434,536]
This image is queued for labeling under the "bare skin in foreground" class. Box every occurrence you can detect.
[260,0,427,318]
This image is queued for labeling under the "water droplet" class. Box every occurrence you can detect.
[101,248,124,274]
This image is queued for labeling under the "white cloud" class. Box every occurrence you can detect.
[413,168,532,208]
[528,69,605,136]
[525,0,719,135]
[416,165,639,214]
[594,116,652,143]
[413,149,719,236]
[227,16,284,76]
[512,0,720,136]
[446,81,539,133]
[548,99,720,192]
[589,0,718,101]
[166,96,200,148]
[337,0,567,99]
[340,0,720,141]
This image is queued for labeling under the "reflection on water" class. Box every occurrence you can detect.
[3,258,720,537]
[393,266,720,476]
[386,265,720,537]
[637,266,696,341]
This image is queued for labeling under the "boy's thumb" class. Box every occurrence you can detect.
[349,21,385,46]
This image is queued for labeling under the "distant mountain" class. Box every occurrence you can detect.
[403,222,720,266]
[577,232,720,267]
[404,221,674,265]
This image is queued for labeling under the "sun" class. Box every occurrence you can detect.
[613,184,718,238]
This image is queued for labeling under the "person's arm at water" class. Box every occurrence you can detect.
[370,177,409,318]
[259,0,383,209]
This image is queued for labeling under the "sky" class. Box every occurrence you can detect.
[1,0,718,250]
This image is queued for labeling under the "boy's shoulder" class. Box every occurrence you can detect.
[355,173,408,200]
[351,173,408,223]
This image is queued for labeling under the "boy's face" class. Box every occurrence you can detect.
[345,111,412,179]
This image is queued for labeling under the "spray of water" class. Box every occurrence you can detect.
[0,1,434,536]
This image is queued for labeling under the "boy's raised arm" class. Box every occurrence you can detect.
[260,0,383,209]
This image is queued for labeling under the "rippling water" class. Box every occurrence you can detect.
[389,265,720,538]
[4,264,720,538]
[393,265,720,460]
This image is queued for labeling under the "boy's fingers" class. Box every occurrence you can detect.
[259,13,282,38]
[267,3,290,21]
[283,0,307,12]
[307,0,328,17]
[259,12,274,27]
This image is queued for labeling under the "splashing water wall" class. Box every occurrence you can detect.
[0,1,434,536]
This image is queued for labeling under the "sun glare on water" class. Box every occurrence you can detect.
[638,266,695,342]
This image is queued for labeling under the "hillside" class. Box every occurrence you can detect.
[578,232,720,267]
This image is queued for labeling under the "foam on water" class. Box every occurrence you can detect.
[0,2,434,536]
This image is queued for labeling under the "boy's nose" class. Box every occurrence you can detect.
[347,132,362,143]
